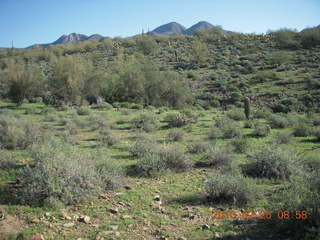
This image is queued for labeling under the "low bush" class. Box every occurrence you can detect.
[167,129,184,141]
[131,113,159,132]
[243,145,296,180]
[210,117,242,139]
[252,122,271,137]
[208,126,223,139]
[18,137,123,207]
[205,174,256,206]
[136,145,193,177]
[0,116,41,150]
[77,107,91,116]
[273,131,293,144]
[129,134,158,158]
[230,137,248,153]
[91,102,113,110]
[202,146,233,167]
[267,114,288,129]
[98,129,118,146]
[226,108,246,121]
[188,141,212,154]
[314,128,320,141]
[292,122,312,137]
[0,152,18,170]
[165,112,191,128]
[253,108,272,119]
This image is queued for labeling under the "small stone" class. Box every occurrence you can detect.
[45,212,51,217]
[201,224,210,230]
[108,208,118,214]
[214,232,222,239]
[63,222,75,228]
[154,195,161,201]
[121,215,131,219]
[178,237,187,240]
[29,234,45,240]
[31,218,40,224]
[60,211,71,220]
[110,225,118,230]
[115,232,120,237]
[78,215,90,223]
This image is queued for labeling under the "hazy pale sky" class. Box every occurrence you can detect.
[0,0,319,48]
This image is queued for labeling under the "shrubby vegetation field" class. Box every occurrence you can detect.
[0,27,319,239]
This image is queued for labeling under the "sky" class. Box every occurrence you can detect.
[0,0,319,48]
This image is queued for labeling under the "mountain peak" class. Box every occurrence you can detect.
[184,21,215,35]
[53,33,88,45]
[149,22,186,36]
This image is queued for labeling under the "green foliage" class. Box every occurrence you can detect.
[227,108,246,121]
[267,114,288,128]
[205,174,256,206]
[165,112,191,128]
[167,128,185,142]
[273,131,293,144]
[136,35,158,55]
[188,141,212,154]
[18,137,122,207]
[300,27,320,48]
[131,113,159,132]
[202,145,233,167]
[292,122,312,137]
[243,145,296,180]
[136,145,193,177]
[272,29,300,49]
[252,121,271,137]
[98,129,118,146]
[230,137,248,153]
[129,134,158,158]
[191,40,209,66]
[0,115,41,150]
[0,152,18,170]
[76,106,91,116]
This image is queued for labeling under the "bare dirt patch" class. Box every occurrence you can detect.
[0,214,27,235]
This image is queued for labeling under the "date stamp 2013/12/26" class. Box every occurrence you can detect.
[212,210,309,220]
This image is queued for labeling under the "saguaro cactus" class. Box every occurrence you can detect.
[244,96,251,120]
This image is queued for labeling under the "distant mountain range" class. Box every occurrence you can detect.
[26,21,231,49]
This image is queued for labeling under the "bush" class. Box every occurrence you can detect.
[165,112,191,128]
[77,107,91,116]
[314,128,320,141]
[226,108,246,121]
[253,108,272,119]
[131,113,159,132]
[188,141,212,154]
[0,152,18,170]
[273,131,293,144]
[0,116,41,150]
[88,115,113,131]
[18,137,122,207]
[167,129,184,142]
[91,102,113,110]
[230,137,248,153]
[210,117,242,139]
[98,129,118,146]
[136,145,193,177]
[202,146,233,167]
[129,134,158,158]
[208,126,223,139]
[252,122,271,137]
[221,122,242,139]
[292,122,312,137]
[243,145,295,180]
[205,174,256,206]
[267,114,288,129]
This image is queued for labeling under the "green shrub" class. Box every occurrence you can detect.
[226,108,246,121]
[77,107,91,116]
[253,108,272,119]
[210,117,242,139]
[230,137,248,153]
[98,129,118,146]
[165,112,191,128]
[0,152,18,170]
[88,115,114,131]
[221,122,242,139]
[188,141,212,154]
[180,109,198,124]
[167,129,184,142]
[208,126,223,139]
[252,122,271,137]
[18,137,122,207]
[205,174,256,206]
[267,114,288,129]
[243,145,295,180]
[136,145,193,177]
[292,122,312,137]
[314,128,320,141]
[24,108,39,115]
[273,131,293,144]
[202,146,233,167]
[129,134,158,158]
[0,116,41,150]
[131,113,159,132]
[91,102,113,110]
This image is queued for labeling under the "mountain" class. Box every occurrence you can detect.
[184,21,216,35]
[86,34,104,42]
[53,33,88,44]
[148,22,186,36]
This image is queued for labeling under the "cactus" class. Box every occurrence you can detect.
[244,97,251,120]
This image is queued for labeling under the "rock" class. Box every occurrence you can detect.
[110,225,118,230]
[63,222,75,228]
[78,215,90,224]
[178,237,187,240]
[154,195,161,201]
[160,236,168,240]
[115,232,120,237]
[99,193,109,199]
[213,232,222,239]
[45,212,51,217]
[60,211,71,220]
[29,234,45,240]
[31,218,40,224]
[121,215,131,219]
[201,224,210,230]
[108,208,118,214]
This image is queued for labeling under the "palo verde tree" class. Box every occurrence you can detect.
[0,59,45,105]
